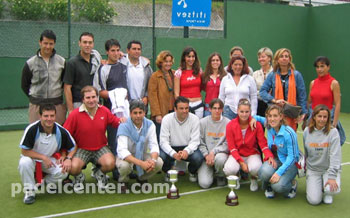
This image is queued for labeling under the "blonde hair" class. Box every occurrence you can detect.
[257,47,273,65]
[273,48,295,72]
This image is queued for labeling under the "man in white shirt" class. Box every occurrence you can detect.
[116,100,163,186]
[159,96,204,182]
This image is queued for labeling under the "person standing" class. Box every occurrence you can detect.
[64,32,102,114]
[21,30,67,124]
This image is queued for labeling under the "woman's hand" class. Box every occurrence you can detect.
[267,157,277,169]
[269,173,280,184]
[240,161,249,173]
[155,115,162,124]
[325,179,338,192]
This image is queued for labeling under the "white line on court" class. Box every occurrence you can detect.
[33,162,350,218]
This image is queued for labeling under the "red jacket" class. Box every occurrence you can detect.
[226,116,273,163]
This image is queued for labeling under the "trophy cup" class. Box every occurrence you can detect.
[167,170,180,199]
[226,175,239,206]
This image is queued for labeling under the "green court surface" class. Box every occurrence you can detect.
[1,113,349,218]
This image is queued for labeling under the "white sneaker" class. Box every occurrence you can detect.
[287,180,298,199]
[265,185,275,198]
[74,173,85,192]
[323,195,333,204]
[250,179,258,192]
[23,190,35,204]
[91,168,110,180]
[189,173,197,182]
[94,169,108,189]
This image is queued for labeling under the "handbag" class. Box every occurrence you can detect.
[283,103,301,119]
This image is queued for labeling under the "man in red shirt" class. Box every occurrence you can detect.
[64,86,124,191]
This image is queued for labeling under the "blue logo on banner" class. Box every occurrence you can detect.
[172,0,212,27]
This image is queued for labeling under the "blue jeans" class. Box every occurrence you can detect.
[159,147,204,174]
[223,105,237,120]
[258,159,297,197]
[107,125,119,180]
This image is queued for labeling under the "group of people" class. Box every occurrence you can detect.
[18,29,343,207]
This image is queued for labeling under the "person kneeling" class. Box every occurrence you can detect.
[116,100,163,192]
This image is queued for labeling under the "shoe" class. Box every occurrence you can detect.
[287,180,298,199]
[119,182,129,194]
[178,171,186,176]
[250,179,258,192]
[265,185,275,198]
[216,176,226,187]
[94,169,109,189]
[74,173,85,192]
[23,190,35,204]
[91,169,110,180]
[189,173,197,182]
[323,195,333,204]
[129,172,137,180]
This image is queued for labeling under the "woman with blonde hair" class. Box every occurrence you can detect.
[253,47,273,116]
[148,51,175,142]
[303,104,341,205]
[260,48,307,131]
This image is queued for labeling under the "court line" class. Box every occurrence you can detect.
[33,162,350,218]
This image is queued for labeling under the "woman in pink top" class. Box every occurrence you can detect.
[202,52,226,117]
[174,47,203,118]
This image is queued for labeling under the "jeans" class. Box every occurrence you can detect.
[258,159,297,197]
[159,146,204,174]
[223,105,237,120]
[107,125,119,180]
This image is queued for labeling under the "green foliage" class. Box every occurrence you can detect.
[0,0,4,18]
[73,0,116,23]
[9,0,45,20]
[46,0,68,21]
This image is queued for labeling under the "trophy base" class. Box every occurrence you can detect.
[167,189,180,199]
[225,196,239,206]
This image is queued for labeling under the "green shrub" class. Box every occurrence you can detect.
[9,0,45,20]
[73,0,115,23]
[46,0,68,21]
[0,0,4,18]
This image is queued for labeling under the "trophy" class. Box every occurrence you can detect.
[167,170,180,199]
[226,175,239,206]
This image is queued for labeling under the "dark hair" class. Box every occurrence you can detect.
[40,30,56,42]
[39,103,56,115]
[226,55,249,76]
[129,99,146,112]
[209,98,224,109]
[127,40,142,50]
[174,96,190,109]
[202,52,226,85]
[79,32,94,41]
[80,85,98,100]
[313,56,330,67]
[308,104,331,134]
[105,39,120,51]
[180,47,201,76]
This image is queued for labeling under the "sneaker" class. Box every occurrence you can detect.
[178,171,186,176]
[250,179,258,192]
[94,169,109,189]
[119,182,129,194]
[189,173,197,182]
[323,195,333,204]
[287,180,298,199]
[216,176,226,187]
[74,173,85,192]
[265,185,275,198]
[91,169,110,180]
[23,190,35,204]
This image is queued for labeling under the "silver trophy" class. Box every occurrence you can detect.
[226,175,239,206]
[167,170,180,199]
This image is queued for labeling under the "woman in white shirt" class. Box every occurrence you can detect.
[252,47,273,116]
[219,55,257,120]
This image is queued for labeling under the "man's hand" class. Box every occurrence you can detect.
[142,97,148,105]
[155,115,162,124]
[140,160,153,173]
[56,156,66,165]
[205,152,215,166]
[179,150,189,160]
[239,161,249,173]
[173,153,182,161]
[119,117,127,123]
[269,173,280,184]
[42,156,54,169]
[61,158,72,173]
